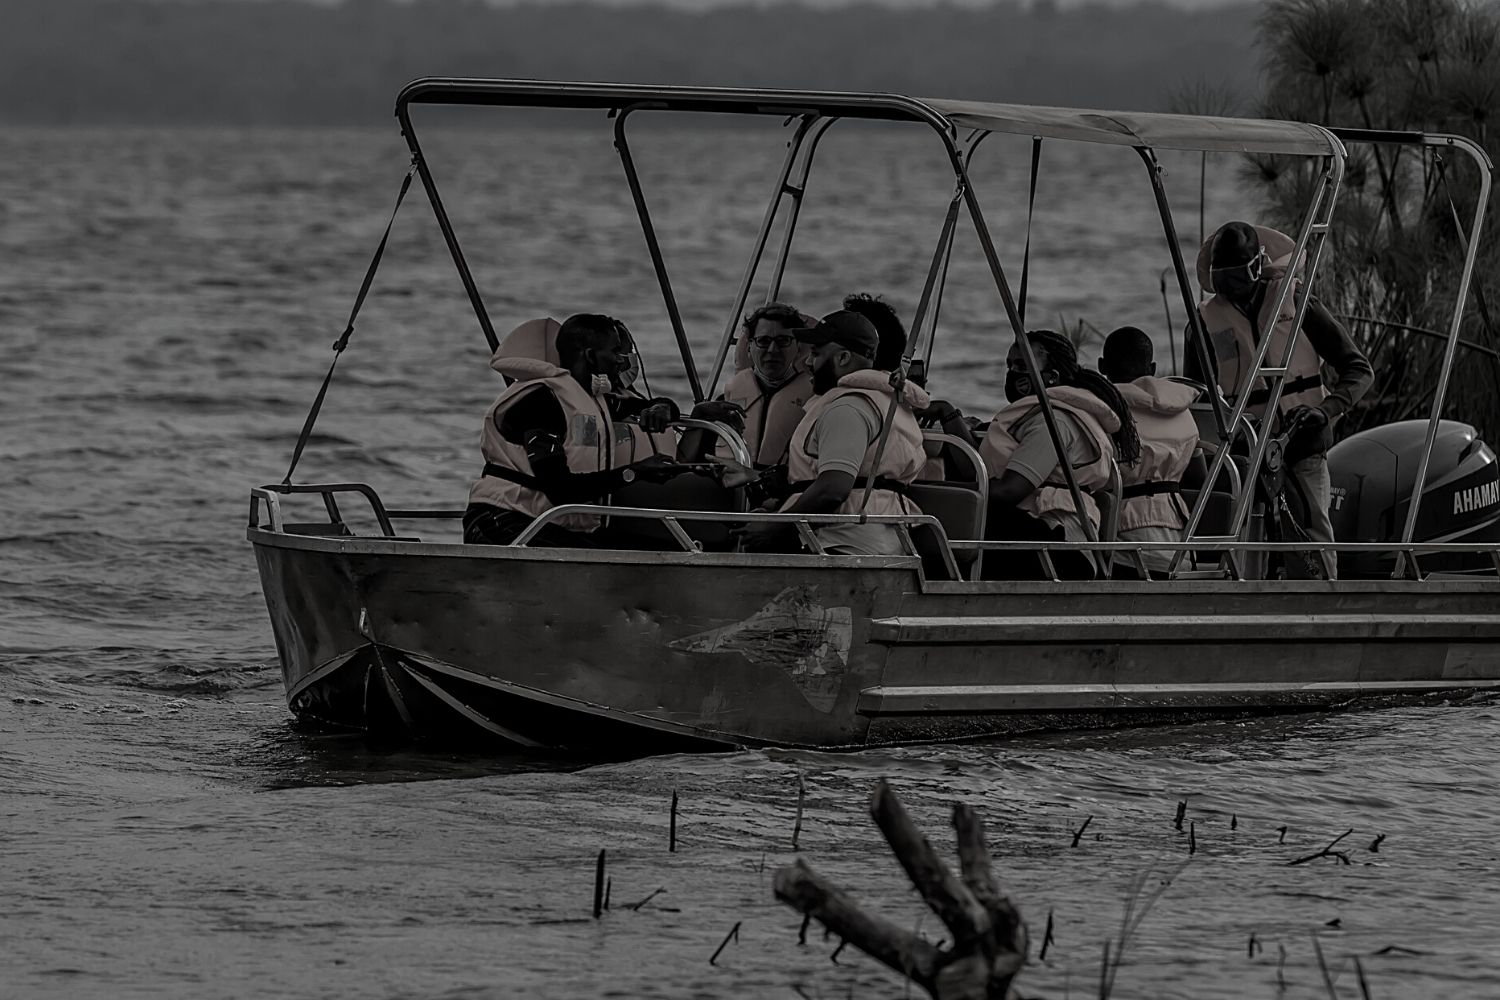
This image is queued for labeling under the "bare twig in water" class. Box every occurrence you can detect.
[1372,944,1426,956]
[1040,909,1055,961]
[670,789,678,853]
[592,849,606,919]
[1248,931,1259,958]
[1289,829,1355,866]
[1369,834,1385,853]
[625,888,666,912]
[1312,933,1339,1000]
[1277,943,1288,993]
[709,921,742,965]
[604,878,611,911]
[1189,822,1197,855]
[1278,825,1289,844]
[773,779,1028,999]
[1099,859,1190,999]
[1354,955,1373,1000]
[793,772,806,851]
[1173,801,1186,831]
[1071,815,1093,847]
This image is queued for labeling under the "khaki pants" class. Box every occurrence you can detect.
[1284,455,1337,580]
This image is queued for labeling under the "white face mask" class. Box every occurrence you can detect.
[617,352,641,391]
[590,374,612,397]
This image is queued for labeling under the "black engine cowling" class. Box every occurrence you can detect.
[1328,419,1500,576]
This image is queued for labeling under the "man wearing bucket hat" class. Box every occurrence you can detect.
[1190,221,1373,577]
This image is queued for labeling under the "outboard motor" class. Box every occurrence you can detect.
[1328,419,1500,577]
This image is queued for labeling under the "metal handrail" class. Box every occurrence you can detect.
[250,482,395,536]
[510,504,963,579]
[669,417,755,471]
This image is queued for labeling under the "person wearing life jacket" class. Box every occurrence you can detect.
[980,329,1141,580]
[842,292,976,476]
[463,314,690,547]
[737,310,929,556]
[1099,326,1205,578]
[1188,221,1372,575]
[681,303,814,476]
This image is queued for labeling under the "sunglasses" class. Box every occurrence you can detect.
[750,334,795,350]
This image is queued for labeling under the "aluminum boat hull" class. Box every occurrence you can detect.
[250,527,1500,750]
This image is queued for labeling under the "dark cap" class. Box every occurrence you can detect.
[792,310,880,356]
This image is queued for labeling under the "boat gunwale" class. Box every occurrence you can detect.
[246,525,1500,593]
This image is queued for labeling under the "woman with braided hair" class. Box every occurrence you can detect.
[978,329,1140,580]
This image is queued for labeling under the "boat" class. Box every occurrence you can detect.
[248,79,1500,751]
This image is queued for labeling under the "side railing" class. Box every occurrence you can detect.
[247,484,1500,581]
[510,505,963,580]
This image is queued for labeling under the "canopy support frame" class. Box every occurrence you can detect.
[1170,143,1346,577]
[1324,131,1493,577]
[613,104,706,402]
[705,114,826,396]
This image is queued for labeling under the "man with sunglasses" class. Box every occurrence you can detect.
[681,303,814,495]
[1189,221,1373,576]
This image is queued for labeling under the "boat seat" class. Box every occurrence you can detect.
[905,483,980,580]
[913,431,990,580]
[607,474,741,551]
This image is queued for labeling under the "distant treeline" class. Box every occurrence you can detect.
[5,0,1261,125]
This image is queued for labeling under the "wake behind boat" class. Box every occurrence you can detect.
[249,79,1500,752]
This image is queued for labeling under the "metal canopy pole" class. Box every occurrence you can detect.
[1321,133,1494,575]
[765,117,838,305]
[612,105,705,402]
[1177,146,1346,558]
[395,108,500,353]
[704,115,822,397]
[952,150,1101,545]
[922,130,992,370]
[1137,146,1232,445]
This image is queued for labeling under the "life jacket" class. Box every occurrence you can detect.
[494,317,562,383]
[781,370,930,519]
[718,368,815,467]
[1116,377,1200,532]
[469,355,661,533]
[980,386,1120,528]
[1196,227,1326,422]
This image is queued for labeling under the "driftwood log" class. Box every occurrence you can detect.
[773,779,1028,1000]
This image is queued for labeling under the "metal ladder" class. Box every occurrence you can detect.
[1171,157,1344,579]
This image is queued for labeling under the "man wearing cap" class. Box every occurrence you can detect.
[737,310,929,556]
[1189,221,1372,576]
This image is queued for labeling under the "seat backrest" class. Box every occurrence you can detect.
[913,431,990,579]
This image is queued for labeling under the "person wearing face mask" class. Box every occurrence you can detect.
[979,330,1141,580]
[737,310,929,556]
[463,313,689,547]
[1099,326,1205,578]
[1187,221,1372,577]
[841,292,976,477]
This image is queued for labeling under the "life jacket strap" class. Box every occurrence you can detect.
[1122,481,1183,500]
[482,462,545,491]
[787,476,910,496]
[1242,373,1323,406]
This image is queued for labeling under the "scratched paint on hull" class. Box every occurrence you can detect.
[670,586,852,712]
